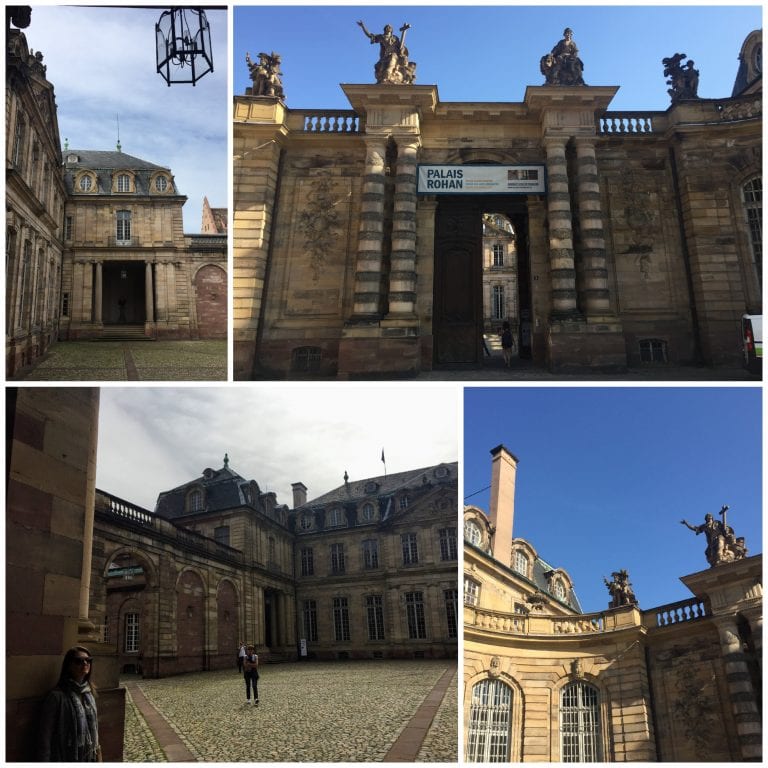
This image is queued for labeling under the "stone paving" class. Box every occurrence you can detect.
[123,660,457,763]
[10,340,227,381]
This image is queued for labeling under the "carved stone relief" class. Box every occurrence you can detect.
[296,178,342,282]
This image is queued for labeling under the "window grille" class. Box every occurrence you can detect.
[743,176,762,282]
[366,594,385,640]
[466,679,512,762]
[117,174,131,192]
[333,596,350,641]
[560,682,601,762]
[639,338,667,363]
[405,591,427,639]
[439,527,458,560]
[291,346,322,372]
[125,612,140,653]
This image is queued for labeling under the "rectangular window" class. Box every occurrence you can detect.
[333,596,350,642]
[302,599,318,642]
[124,612,140,653]
[64,215,73,241]
[444,588,458,639]
[362,539,379,569]
[330,543,345,574]
[103,615,110,644]
[405,591,427,639]
[439,527,457,561]
[366,595,385,641]
[12,117,24,169]
[62,292,69,317]
[116,210,131,244]
[117,174,131,192]
[464,579,480,606]
[492,244,504,267]
[213,525,230,547]
[401,532,419,565]
[301,547,314,576]
[492,285,505,320]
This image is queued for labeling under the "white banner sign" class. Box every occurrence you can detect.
[417,164,546,195]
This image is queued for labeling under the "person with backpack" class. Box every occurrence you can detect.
[243,644,259,705]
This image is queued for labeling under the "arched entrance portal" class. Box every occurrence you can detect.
[433,195,531,367]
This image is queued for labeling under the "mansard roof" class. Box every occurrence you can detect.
[154,460,265,519]
[299,461,458,509]
[732,30,762,96]
[62,149,182,197]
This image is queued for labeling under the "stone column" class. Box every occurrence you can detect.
[714,617,761,760]
[387,138,420,316]
[575,138,611,316]
[166,262,177,316]
[78,391,100,637]
[72,259,86,323]
[351,138,388,317]
[144,261,155,323]
[544,138,579,317]
[741,607,762,675]
[94,261,103,323]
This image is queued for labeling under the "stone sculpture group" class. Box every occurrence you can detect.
[246,51,284,99]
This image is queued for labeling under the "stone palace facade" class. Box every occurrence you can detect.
[464,445,762,762]
[233,27,761,378]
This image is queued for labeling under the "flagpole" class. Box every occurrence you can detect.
[381,448,387,478]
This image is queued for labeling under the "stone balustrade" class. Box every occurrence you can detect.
[296,110,361,134]
[599,112,665,134]
[97,490,154,526]
[643,597,709,628]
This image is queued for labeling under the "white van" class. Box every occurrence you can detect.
[741,314,762,374]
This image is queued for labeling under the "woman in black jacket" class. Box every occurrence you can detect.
[39,646,101,761]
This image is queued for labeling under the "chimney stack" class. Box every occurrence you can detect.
[489,444,518,568]
[291,482,307,509]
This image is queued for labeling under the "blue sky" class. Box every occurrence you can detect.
[234,5,761,110]
[464,387,763,613]
[26,6,227,232]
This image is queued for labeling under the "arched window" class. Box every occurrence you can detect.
[513,549,529,578]
[466,679,513,762]
[553,580,566,601]
[560,682,601,762]
[464,519,482,546]
[742,176,762,282]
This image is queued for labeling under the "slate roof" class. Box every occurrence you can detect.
[298,461,458,509]
[62,149,180,196]
[154,463,255,519]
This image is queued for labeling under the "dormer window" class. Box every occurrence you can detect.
[513,550,530,578]
[187,488,204,513]
[116,173,132,193]
[399,495,409,510]
[361,502,375,522]
[434,466,449,479]
[364,481,378,494]
[78,174,94,192]
[328,508,343,527]
[553,580,566,601]
[464,519,482,546]
[66,153,79,164]
[300,513,313,530]
[151,173,172,193]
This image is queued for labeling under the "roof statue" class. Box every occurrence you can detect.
[604,569,638,609]
[357,20,417,85]
[246,51,284,99]
[681,504,747,567]
[540,27,585,86]
[663,52,700,102]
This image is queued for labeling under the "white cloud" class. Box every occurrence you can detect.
[96,386,459,511]
[27,6,227,231]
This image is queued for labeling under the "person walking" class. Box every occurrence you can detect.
[243,644,259,705]
[38,645,101,761]
[237,641,246,673]
[500,321,516,367]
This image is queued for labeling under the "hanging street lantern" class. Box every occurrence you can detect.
[155,8,214,86]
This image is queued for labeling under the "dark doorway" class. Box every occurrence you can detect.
[102,262,146,324]
[433,196,531,367]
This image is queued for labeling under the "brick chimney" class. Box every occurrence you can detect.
[489,444,518,568]
[291,482,307,509]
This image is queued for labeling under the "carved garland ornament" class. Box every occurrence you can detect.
[296,178,341,282]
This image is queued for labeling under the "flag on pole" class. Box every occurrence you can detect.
[381,448,386,477]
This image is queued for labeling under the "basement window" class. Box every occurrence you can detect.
[639,338,667,363]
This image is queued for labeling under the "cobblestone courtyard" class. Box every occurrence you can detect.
[123,660,457,762]
[10,340,227,381]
